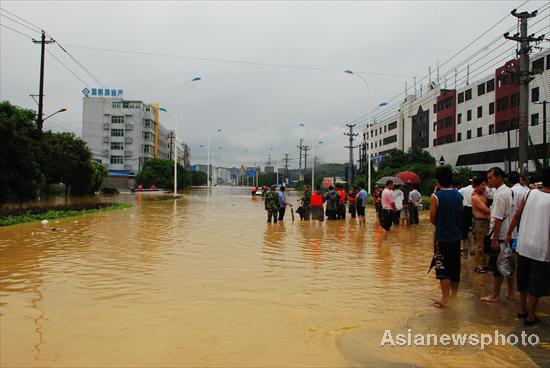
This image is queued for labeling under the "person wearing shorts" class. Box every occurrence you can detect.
[430,166,463,308]
[504,167,550,325]
[356,183,368,226]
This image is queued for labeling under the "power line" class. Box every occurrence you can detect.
[0,7,42,32]
[0,23,33,39]
[0,12,41,34]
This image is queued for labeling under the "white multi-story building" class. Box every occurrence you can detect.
[359,49,550,173]
[82,97,189,173]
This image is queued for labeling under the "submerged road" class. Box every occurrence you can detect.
[1,187,548,367]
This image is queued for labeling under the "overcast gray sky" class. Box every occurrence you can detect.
[1,1,548,168]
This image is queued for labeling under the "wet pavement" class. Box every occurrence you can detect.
[0,187,548,367]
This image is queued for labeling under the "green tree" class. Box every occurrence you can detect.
[191,170,207,186]
[41,131,96,195]
[136,159,191,190]
[91,161,109,193]
[0,101,42,202]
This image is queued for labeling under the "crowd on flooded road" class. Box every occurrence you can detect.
[260,166,550,328]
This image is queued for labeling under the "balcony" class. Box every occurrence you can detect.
[103,136,110,143]
[125,136,133,144]
[102,149,109,155]
[124,164,133,171]
[124,123,133,131]
[124,150,132,157]
[103,122,110,130]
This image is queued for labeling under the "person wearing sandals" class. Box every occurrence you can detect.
[481,167,515,303]
[429,166,464,308]
[504,167,550,326]
[471,177,490,273]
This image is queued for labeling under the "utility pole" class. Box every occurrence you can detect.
[504,9,544,175]
[535,101,548,168]
[32,31,54,133]
[344,124,358,184]
[302,145,310,173]
[283,154,290,185]
[297,138,304,181]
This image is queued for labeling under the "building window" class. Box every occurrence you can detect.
[446,116,452,127]
[457,92,464,104]
[143,132,154,141]
[433,104,437,113]
[145,106,151,112]
[143,119,153,128]
[489,102,495,115]
[384,125,387,133]
[465,89,472,101]
[510,117,519,130]
[489,124,495,134]
[388,121,397,130]
[532,58,544,74]
[477,127,482,137]
[547,55,550,70]
[478,83,485,96]
[142,144,153,153]
[477,106,483,118]
[531,113,539,126]
[486,79,495,92]
[111,129,124,137]
[532,87,540,102]
[498,74,509,87]
[457,132,462,141]
[110,142,124,150]
[112,102,122,109]
[433,122,437,131]
[379,127,382,134]
[110,155,123,164]
[111,115,124,124]
[497,97,509,112]
[467,110,472,121]
[383,135,397,145]
[511,93,519,107]
[457,113,462,124]
[467,130,472,139]
[497,121,508,133]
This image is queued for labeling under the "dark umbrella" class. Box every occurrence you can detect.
[376,176,404,186]
[396,171,421,185]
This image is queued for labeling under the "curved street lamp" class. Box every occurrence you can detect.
[174,76,202,195]
[43,107,67,122]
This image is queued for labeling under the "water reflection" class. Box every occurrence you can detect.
[0,188,547,367]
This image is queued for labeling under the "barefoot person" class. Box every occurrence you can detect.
[481,167,515,303]
[504,167,550,326]
[429,166,463,308]
[471,177,490,273]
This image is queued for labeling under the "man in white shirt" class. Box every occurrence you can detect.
[458,180,474,253]
[392,186,404,226]
[504,167,550,326]
[508,172,529,245]
[481,167,515,303]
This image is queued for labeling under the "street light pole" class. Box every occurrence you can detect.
[207,129,222,188]
[311,140,323,189]
[174,77,201,195]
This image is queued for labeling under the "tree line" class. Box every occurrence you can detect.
[0,101,107,202]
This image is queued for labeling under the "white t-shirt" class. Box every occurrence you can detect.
[517,189,550,262]
[393,189,404,210]
[459,185,473,207]
[490,184,514,240]
[510,183,529,239]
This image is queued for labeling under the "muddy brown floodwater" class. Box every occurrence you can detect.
[1,188,548,367]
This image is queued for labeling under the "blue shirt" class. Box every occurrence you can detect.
[357,189,368,208]
[434,188,463,242]
[278,192,286,208]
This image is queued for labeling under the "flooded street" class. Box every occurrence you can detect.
[1,188,548,367]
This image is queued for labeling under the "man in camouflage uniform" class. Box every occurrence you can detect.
[265,185,279,223]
